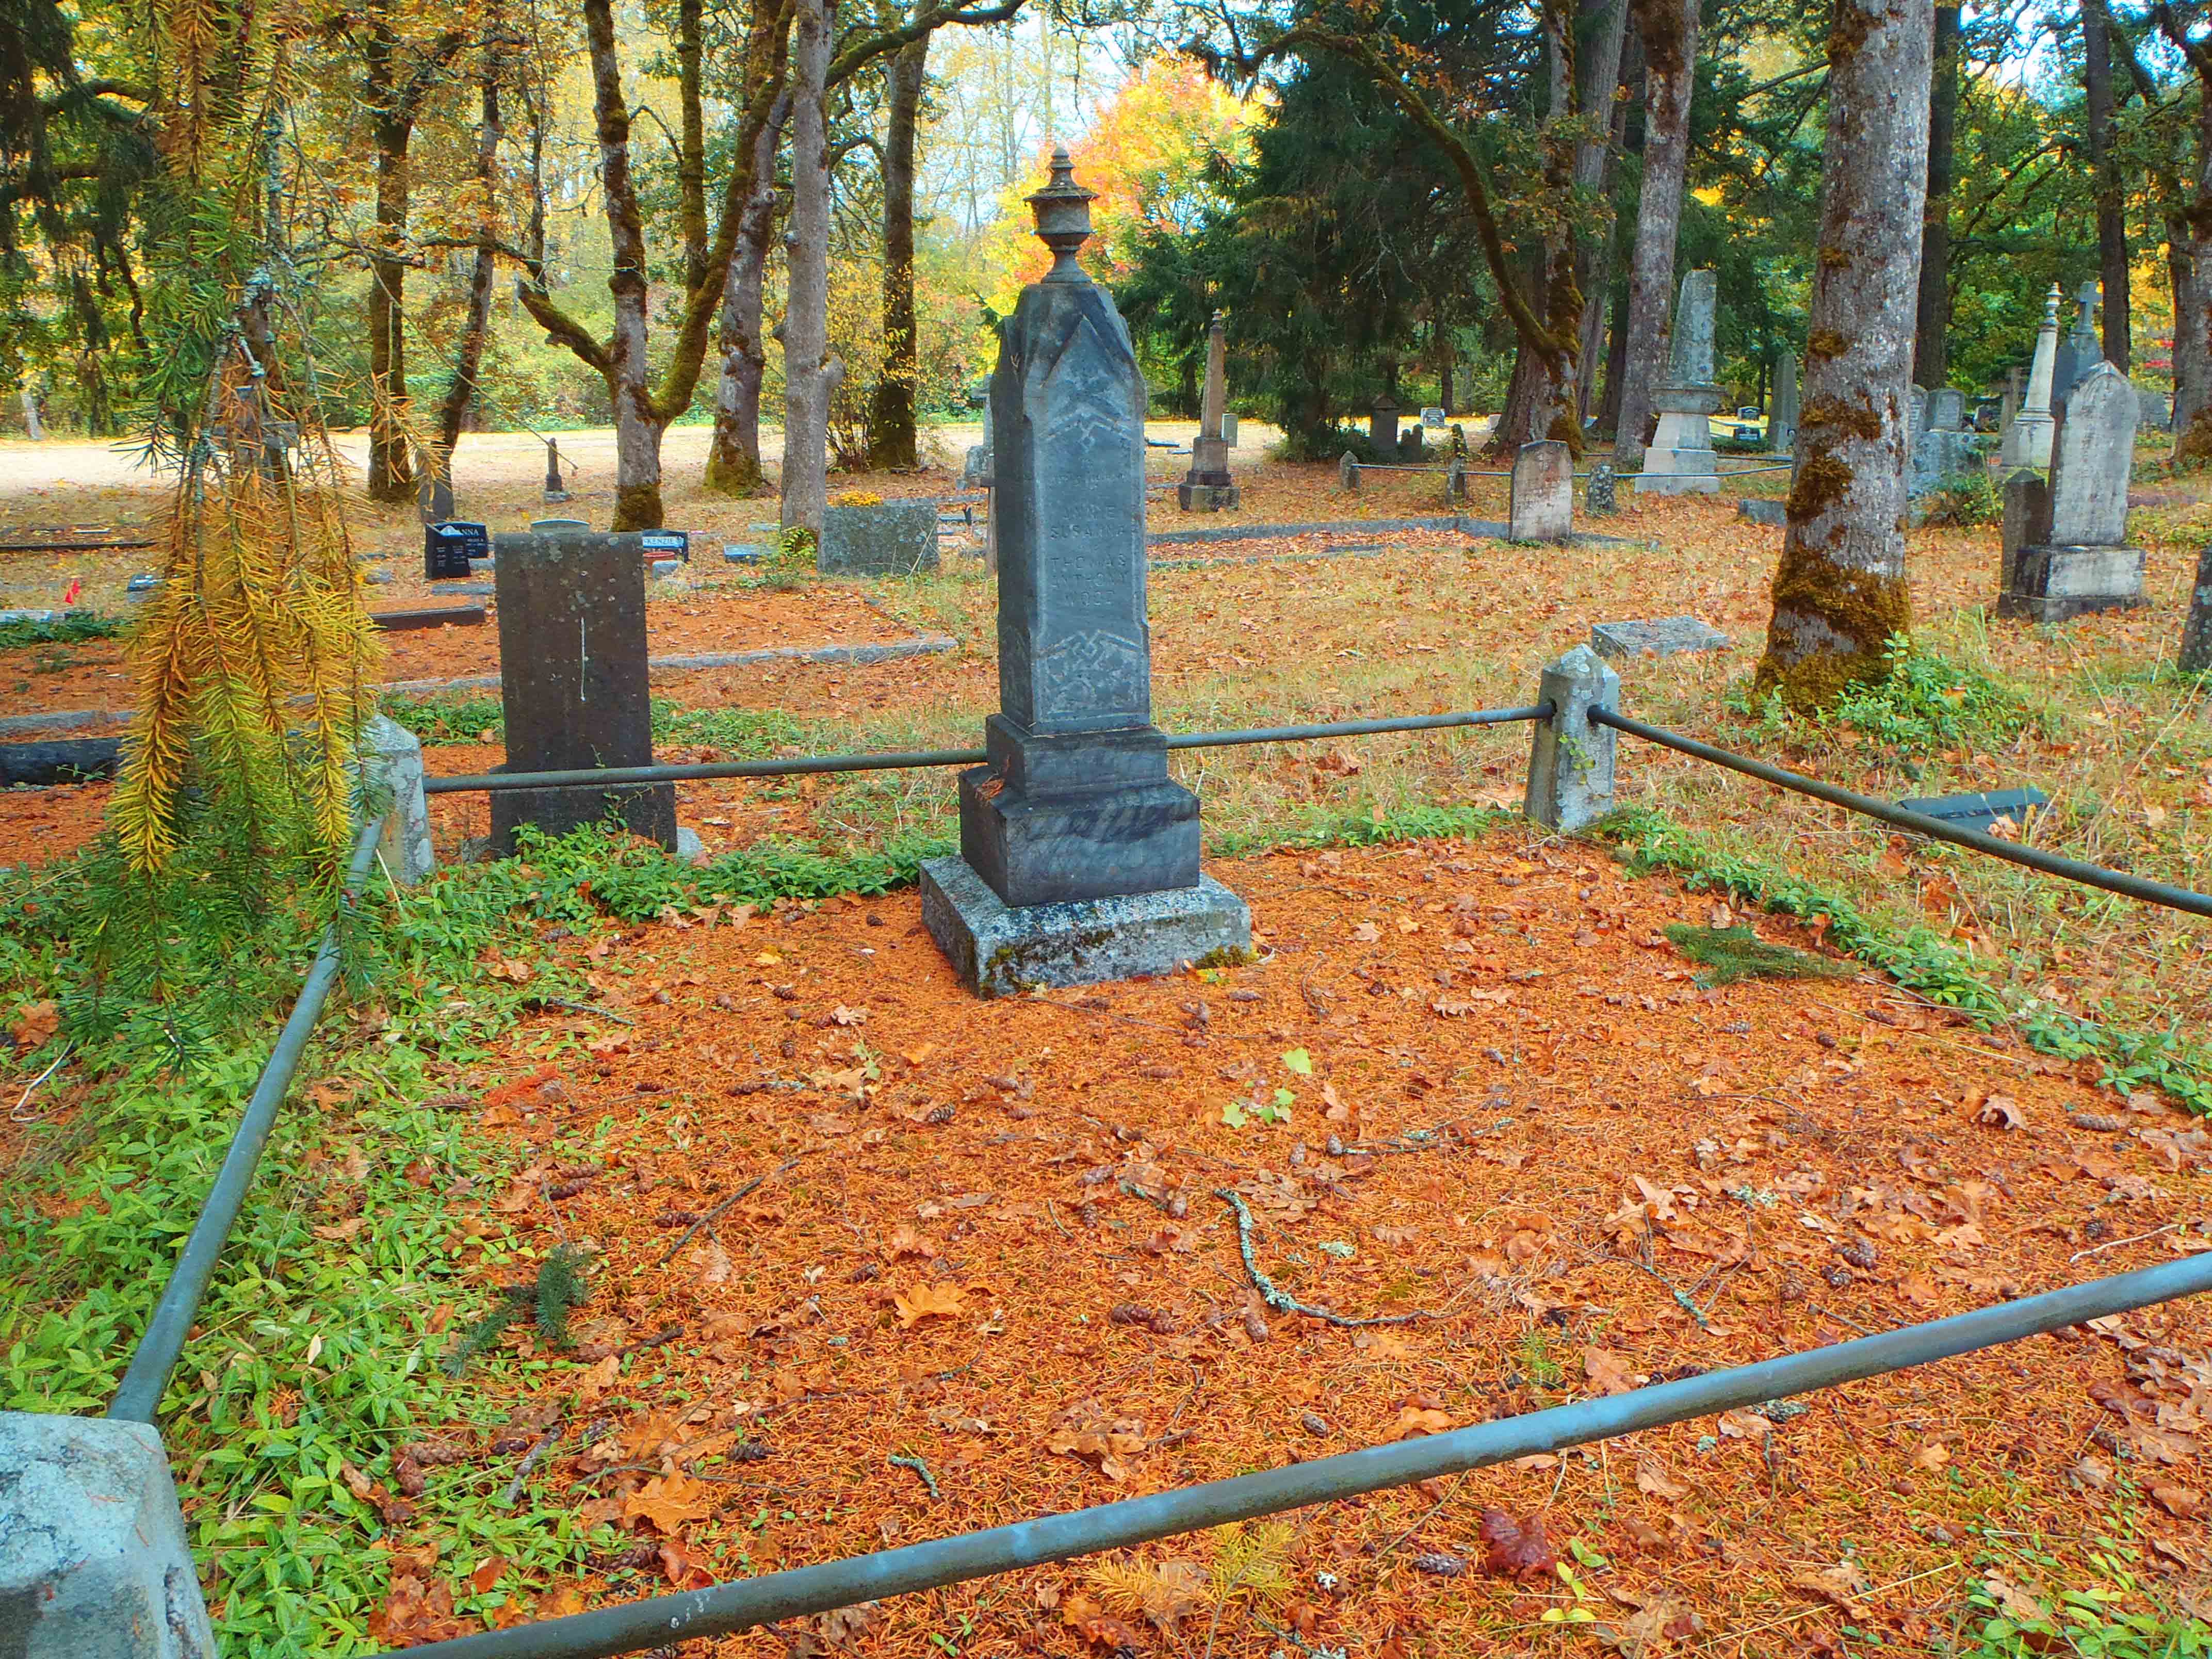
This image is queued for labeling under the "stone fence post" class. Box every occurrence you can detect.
[1,1412,216,1655]
[1525,645,1619,833]
[362,713,434,884]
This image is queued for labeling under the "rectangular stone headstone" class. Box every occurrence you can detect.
[819,499,940,576]
[1770,350,1799,453]
[1927,387,1966,431]
[2047,362,2137,545]
[1369,399,1400,456]
[487,527,676,855]
[1999,469,2050,601]
[1507,441,1573,541]
[1590,616,1732,659]
[425,521,486,580]
[1737,497,1787,528]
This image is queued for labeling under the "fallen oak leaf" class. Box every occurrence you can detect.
[623,1473,715,1535]
[1787,1559,1873,1622]
[892,1281,967,1327]
[1478,1508,1557,1582]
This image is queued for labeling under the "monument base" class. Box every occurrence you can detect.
[1634,406,1720,494]
[1176,482,1241,512]
[2000,415,2054,470]
[491,782,677,857]
[1998,544,2148,623]
[957,757,1200,909]
[921,856,1250,998]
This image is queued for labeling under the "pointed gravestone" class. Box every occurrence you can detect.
[1634,270,1720,494]
[1770,350,1799,454]
[2052,278,2101,412]
[1999,361,2144,622]
[920,151,1249,997]
[2003,286,2061,469]
[1178,312,1240,511]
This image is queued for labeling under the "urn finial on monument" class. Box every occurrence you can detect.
[1028,145,1097,279]
[920,151,1249,996]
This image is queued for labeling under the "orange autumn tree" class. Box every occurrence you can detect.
[981,57,1257,313]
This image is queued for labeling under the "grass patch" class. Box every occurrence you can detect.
[381,695,811,754]
[1662,922,1856,987]
[1600,805,2212,1115]
[1729,635,2038,763]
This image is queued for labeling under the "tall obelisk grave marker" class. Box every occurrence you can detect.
[922,151,1250,997]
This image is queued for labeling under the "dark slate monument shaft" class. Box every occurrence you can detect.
[958,149,1198,907]
[489,527,677,855]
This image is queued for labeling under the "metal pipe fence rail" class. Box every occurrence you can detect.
[421,706,1554,796]
[106,815,388,1423]
[1592,707,2212,922]
[393,1249,2212,1659]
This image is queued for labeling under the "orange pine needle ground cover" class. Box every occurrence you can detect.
[373,832,2212,1653]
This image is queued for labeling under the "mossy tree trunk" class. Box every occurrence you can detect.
[868,34,930,471]
[2159,14,2212,450]
[780,0,835,538]
[1911,4,1958,388]
[1612,0,1696,467]
[705,94,790,497]
[1754,0,1932,712]
[2083,0,2130,370]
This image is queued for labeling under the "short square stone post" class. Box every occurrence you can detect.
[487,527,677,856]
[1524,645,1619,833]
[920,151,1249,997]
[361,713,434,883]
[0,1412,216,1656]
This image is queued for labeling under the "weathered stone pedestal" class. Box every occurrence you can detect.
[1177,312,1241,511]
[488,527,677,855]
[2001,286,2060,469]
[1634,271,1722,496]
[923,150,1249,997]
[0,1412,215,1657]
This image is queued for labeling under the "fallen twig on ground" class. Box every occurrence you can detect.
[655,1155,807,1265]
[501,1421,565,1506]
[1214,1189,1428,1328]
[887,1450,940,1500]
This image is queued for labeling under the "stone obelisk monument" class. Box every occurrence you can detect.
[1178,312,1240,511]
[921,150,1250,997]
[2002,285,2060,469]
[1633,269,1722,494]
